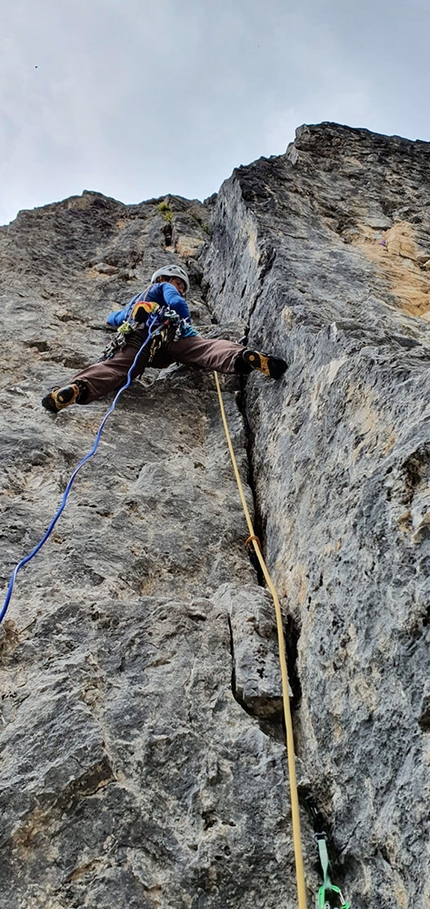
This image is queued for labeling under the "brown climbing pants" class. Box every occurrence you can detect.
[73,334,244,404]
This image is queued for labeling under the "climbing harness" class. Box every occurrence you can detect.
[0,306,175,625]
[214,371,308,909]
[144,304,182,360]
[99,302,182,363]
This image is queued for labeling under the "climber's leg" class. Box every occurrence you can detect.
[155,336,288,378]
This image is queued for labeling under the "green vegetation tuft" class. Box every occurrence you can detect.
[158,201,173,222]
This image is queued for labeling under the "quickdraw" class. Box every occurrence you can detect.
[146,305,182,362]
[316,834,350,909]
[305,796,350,909]
[99,320,133,361]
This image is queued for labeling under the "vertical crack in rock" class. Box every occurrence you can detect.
[283,612,302,709]
[214,584,286,740]
[236,379,303,710]
[4,123,430,907]
[204,121,430,907]
[248,244,277,322]
[227,605,285,747]
[162,218,173,248]
[226,611,238,701]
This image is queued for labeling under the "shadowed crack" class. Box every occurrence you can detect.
[234,374,303,712]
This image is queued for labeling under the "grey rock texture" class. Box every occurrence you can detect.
[1,122,430,908]
[0,192,294,909]
[204,122,430,908]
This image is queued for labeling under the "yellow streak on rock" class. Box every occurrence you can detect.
[247,224,259,261]
[176,236,205,257]
[11,808,58,860]
[87,267,112,280]
[275,562,309,605]
[346,384,396,459]
[354,220,430,318]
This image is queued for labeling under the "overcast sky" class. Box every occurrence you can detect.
[1,0,430,225]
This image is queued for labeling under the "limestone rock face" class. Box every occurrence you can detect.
[204,122,430,908]
[1,123,430,908]
[0,192,292,909]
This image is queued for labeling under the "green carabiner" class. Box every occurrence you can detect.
[316,835,350,909]
[118,321,133,335]
[317,881,350,909]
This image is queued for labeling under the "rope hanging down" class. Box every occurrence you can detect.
[213,371,308,909]
[0,312,161,625]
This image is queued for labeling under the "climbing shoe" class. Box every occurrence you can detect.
[42,382,86,414]
[236,349,288,380]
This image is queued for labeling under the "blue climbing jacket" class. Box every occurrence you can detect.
[106,282,197,336]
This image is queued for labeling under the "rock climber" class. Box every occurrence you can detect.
[41,264,288,414]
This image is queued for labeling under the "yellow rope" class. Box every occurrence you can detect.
[214,371,308,909]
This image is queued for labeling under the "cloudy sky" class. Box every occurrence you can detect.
[1,0,429,225]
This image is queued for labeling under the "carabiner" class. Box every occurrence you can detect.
[317,881,350,909]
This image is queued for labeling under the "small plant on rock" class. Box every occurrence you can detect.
[158,201,173,223]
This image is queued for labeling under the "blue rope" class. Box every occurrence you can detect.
[0,314,160,624]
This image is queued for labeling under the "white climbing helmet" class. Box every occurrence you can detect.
[151,264,190,293]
